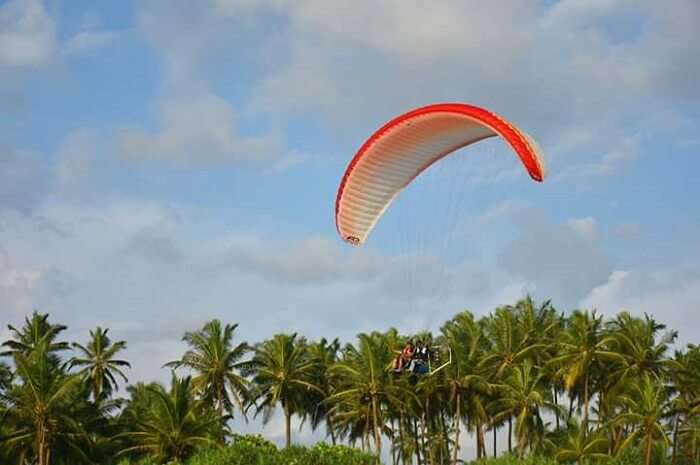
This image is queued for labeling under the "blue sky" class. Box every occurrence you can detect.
[1,0,699,450]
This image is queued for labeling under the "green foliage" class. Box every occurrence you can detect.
[181,437,377,465]
[465,454,558,465]
[165,320,251,424]
[69,326,131,403]
[2,306,700,465]
[116,373,220,463]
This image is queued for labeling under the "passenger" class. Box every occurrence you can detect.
[412,340,429,373]
[417,341,429,361]
[398,341,414,371]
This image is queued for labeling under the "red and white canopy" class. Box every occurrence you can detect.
[335,103,547,245]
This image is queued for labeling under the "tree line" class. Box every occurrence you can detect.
[1,298,700,465]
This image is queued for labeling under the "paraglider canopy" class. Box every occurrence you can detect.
[335,103,547,246]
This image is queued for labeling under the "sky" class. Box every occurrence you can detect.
[1,0,699,452]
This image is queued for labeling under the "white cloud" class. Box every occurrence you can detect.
[127,0,699,187]
[263,149,328,175]
[542,0,633,27]
[225,235,348,284]
[567,217,598,242]
[0,244,68,323]
[0,148,52,213]
[641,0,700,100]
[63,30,117,57]
[116,93,280,164]
[0,0,56,68]
[284,1,534,69]
[500,214,612,308]
[553,135,640,187]
[55,129,99,191]
[580,265,700,346]
[478,199,534,226]
[1,0,698,397]
[611,222,643,240]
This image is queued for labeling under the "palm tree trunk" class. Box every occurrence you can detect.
[569,394,575,418]
[452,391,461,465]
[399,413,407,465]
[421,414,431,465]
[493,424,497,457]
[330,425,337,446]
[645,433,653,465]
[478,421,486,459]
[508,417,512,453]
[37,419,47,465]
[554,388,560,430]
[440,411,450,461]
[583,372,590,435]
[391,418,397,465]
[284,403,292,448]
[476,419,483,459]
[218,392,226,444]
[372,396,382,456]
[671,415,679,465]
[413,417,422,465]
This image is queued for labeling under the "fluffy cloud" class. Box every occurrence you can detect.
[63,30,117,57]
[0,246,67,322]
[116,93,280,164]
[554,135,640,188]
[641,1,700,100]
[0,0,56,68]
[581,265,700,346]
[283,1,534,68]
[123,0,699,184]
[55,129,101,193]
[2,0,698,395]
[500,214,612,308]
[0,148,51,213]
[567,217,598,242]
[222,235,381,285]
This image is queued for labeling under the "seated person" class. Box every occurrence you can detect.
[394,341,414,372]
[410,341,430,374]
[416,341,429,361]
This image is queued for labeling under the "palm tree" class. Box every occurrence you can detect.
[614,376,671,465]
[482,304,548,453]
[548,310,622,433]
[1,311,69,361]
[327,332,412,458]
[248,333,320,448]
[670,344,700,464]
[415,363,450,465]
[304,337,341,444]
[440,311,492,463]
[117,372,220,463]
[607,312,678,383]
[0,345,86,465]
[0,361,12,392]
[483,305,542,378]
[491,361,562,457]
[68,326,131,402]
[165,320,251,427]
[119,381,165,425]
[555,424,610,465]
[517,298,565,430]
[679,417,700,464]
